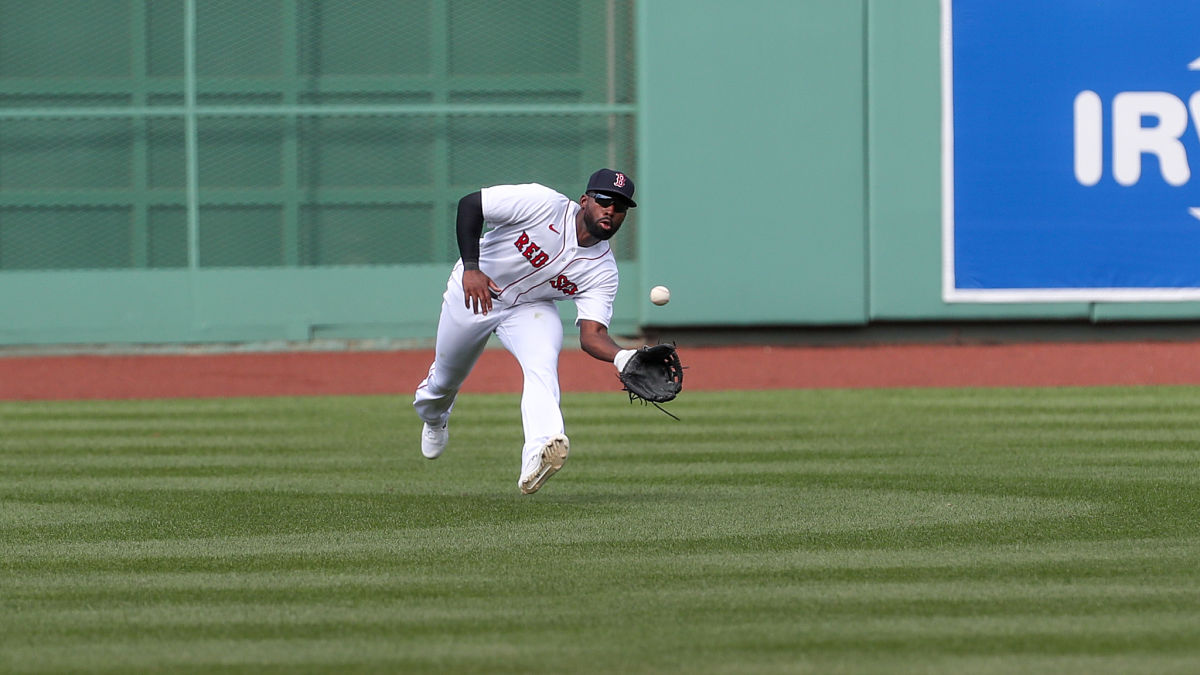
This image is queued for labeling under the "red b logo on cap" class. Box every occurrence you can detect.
[613,172,626,188]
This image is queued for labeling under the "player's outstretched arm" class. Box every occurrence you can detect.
[578,319,624,364]
[579,319,642,374]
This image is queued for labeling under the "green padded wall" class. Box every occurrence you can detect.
[637,0,868,327]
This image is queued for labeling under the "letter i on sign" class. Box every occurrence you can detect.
[1074,91,1103,186]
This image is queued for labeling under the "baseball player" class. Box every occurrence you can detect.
[414,168,642,494]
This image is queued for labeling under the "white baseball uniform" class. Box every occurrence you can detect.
[413,183,618,471]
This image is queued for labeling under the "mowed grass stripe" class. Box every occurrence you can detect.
[2,388,1200,673]
[1,484,1098,565]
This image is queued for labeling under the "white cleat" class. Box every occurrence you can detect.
[421,422,448,459]
[518,434,569,495]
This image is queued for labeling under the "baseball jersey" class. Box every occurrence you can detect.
[453,183,619,327]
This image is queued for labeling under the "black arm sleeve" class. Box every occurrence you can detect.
[455,191,484,270]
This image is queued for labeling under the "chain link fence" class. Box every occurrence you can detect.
[0,0,637,271]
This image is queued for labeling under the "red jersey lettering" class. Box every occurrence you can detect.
[513,232,550,269]
[549,274,578,296]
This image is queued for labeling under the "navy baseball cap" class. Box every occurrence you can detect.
[586,168,637,207]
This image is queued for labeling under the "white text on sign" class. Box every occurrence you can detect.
[1074,90,1200,187]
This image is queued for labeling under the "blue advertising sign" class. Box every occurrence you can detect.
[943,0,1200,301]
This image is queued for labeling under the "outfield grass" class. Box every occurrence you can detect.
[2,387,1200,674]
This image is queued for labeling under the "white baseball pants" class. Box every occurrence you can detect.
[413,276,565,466]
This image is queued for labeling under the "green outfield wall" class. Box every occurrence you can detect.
[3,0,1197,348]
[639,0,1200,329]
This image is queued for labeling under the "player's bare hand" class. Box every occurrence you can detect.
[462,269,501,315]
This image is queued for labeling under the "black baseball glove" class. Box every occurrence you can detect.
[618,344,685,418]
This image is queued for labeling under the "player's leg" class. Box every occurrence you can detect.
[494,301,568,492]
[413,280,501,436]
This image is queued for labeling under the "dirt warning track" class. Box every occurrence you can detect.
[3,341,1200,401]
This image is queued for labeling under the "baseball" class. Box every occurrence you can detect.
[649,285,671,306]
